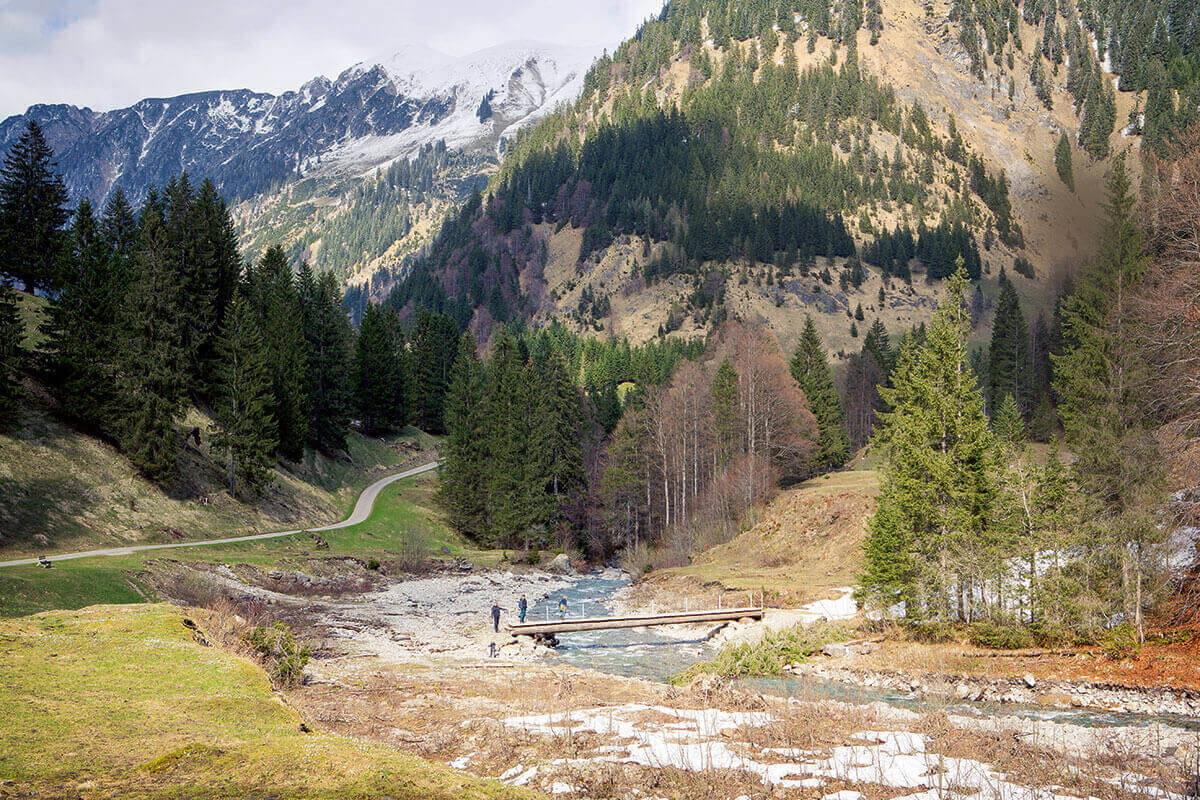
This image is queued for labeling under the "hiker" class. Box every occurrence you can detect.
[558,596,568,620]
[517,594,528,623]
[490,602,505,633]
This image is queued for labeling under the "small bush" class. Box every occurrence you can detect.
[906,620,958,643]
[244,622,311,688]
[1102,623,1141,661]
[366,558,381,571]
[672,622,854,683]
[969,621,1034,650]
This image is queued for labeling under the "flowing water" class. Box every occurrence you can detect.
[532,572,1200,732]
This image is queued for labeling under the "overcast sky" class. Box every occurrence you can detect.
[0,0,664,118]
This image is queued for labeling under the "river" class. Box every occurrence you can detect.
[531,572,1200,732]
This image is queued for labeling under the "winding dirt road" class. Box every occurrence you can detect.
[0,461,440,568]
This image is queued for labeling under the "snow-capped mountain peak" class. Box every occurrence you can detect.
[0,40,605,205]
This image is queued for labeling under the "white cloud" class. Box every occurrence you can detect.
[0,0,664,117]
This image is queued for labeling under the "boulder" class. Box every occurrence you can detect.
[546,553,574,574]
[821,642,852,658]
[1022,673,1038,689]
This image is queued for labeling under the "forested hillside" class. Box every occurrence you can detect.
[381,0,1175,355]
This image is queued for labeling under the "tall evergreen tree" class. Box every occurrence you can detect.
[1052,159,1165,638]
[116,204,188,483]
[0,279,22,431]
[353,302,405,435]
[437,332,489,539]
[790,316,850,469]
[860,263,998,621]
[42,200,127,433]
[211,294,277,498]
[986,272,1034,414]
[484,334,551,548]
[299,265,353,453]
[194,178,242,396]
[710,357,740,467]
[248,246,308,460]
[410,311,459,433]
[0,120,70,292]
[540,350,587,527]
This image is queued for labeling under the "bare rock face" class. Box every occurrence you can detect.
[546,553,574,574]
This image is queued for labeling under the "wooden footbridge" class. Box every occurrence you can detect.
[506,601,763,638]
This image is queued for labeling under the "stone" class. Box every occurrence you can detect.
[954,683,973,700]
[546,553,573,574]
[1022,673,1037,689]
[821,642,852,658]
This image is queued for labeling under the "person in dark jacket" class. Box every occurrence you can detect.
[517,594,528,623]
[490,602,505,633]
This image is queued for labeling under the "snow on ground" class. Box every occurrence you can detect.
[501,703,1161,799]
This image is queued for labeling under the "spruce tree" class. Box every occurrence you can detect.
[194,178,242,396]
[248,246,308,459]
[116,204,187,483]
[42,199,127,433]
[540,350,586,526]
[790,316,850,469]
[986,272,1034,414]
[299,266,353,453]
[1052,158,1164,637]
[211,294,277,498]
[0,120,70,292]
[992,393,1026,448]
[0,279,22,431]
[410,311,459,434]
[353,303,402,435]
[437,332,489,540]
[860,263,998,621]
[710,357,740,466]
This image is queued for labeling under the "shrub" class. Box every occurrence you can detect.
[671,622,855,683]
[969,621,1034,649]
[1012,256,1036,279]
[366,558,381,571]
[244,622,311,688]
[906,620,958,643]
[1102,623,1141,661]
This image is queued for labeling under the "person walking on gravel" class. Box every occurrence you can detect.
[517,594,528,623]
[490,602,505,633]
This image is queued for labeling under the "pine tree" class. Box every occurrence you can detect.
[299,266,353,453]
[248,246,308,459]
[1054,133,1075,191]
[540,350,586,527]
[790,316,851,469]
[860,262,998,621]
[986,272,1034,413]
[1052,158,1165,638]
[861,318,895,376]
[42,199,127,433]
[710,357,740,466]
[0,120,70,292]
[211,294,277,497]
[353,302,404,435]
[0,279,22,431]
[116,204,187,483]
[437,332,489,539]
[992,393,1026,448]
[194,178,242,396]
[410,311,459,433]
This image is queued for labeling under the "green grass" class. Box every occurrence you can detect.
[0,470,511,618]
[672,622,855,683]
[0,603,535,798]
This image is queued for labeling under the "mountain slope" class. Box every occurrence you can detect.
[385,0,1163,354]
[0,41,599,207]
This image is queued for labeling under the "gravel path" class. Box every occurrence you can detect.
[0,461,439,568]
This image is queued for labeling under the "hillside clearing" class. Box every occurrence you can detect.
[0,603,535,799]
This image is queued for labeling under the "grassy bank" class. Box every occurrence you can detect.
[0,603,534,799]
[0,470,479,617]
